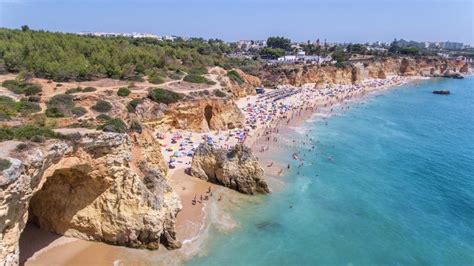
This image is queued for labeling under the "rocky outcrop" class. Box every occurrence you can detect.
[0,131,181,265]
[158,98,245,132]
[209,66,261,98]
[189,143,269,195]
[228,69,261,98]
[134,98,167,122]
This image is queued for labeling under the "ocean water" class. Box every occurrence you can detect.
[187,77,474,266]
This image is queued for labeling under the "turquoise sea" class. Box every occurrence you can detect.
[187,77,474,266]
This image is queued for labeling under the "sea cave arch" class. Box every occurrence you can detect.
[19,162,109,264]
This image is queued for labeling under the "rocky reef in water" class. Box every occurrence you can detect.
[189,143,269,195]
[0,130,181,265]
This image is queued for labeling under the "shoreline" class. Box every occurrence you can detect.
[21,75,428,265]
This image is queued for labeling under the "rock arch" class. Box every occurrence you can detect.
[0,132,182,265]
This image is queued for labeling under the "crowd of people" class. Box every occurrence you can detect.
[156,76,412,171]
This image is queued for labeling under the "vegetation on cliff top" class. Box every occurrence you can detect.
[91,100,112,113]
[227,70,244,84]
[0,27,239,81]
[117,87,131,97]
[148,88,183,104]
[0,124,62,142]
[98,118,128,133]
[2,80,42,96]
[127,98,143,112]
[0,96,41,120]
[183,74,215,85]
[45,94,75,117]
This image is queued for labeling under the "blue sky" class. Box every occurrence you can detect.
[1,0,473,44]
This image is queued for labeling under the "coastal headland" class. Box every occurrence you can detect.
[0,29,472,265]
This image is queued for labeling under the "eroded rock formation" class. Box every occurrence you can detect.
[190,143,269,194]
[260,57,471,86]
[209,67,261,98]
[0,131,181,265]
[158,98,245,132]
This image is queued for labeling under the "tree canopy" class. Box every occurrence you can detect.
[0,27,241,82]
[267,36,292,51]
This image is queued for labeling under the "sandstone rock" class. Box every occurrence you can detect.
[190,143,269,195]
[159,98,245,132]
[258,57,466,87]
[0,131,181,265]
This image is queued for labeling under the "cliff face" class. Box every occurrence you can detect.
[209,67,261,98]
[158,98,245,132]
[228,69,261,98]
[260,57,471,86]
[0,131,181,265]
[190,143,269,195]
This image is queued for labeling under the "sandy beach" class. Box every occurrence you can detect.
[20,76,424,265]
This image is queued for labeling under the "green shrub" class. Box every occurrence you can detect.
[0,96,40,118]
[227,70,245,84]
[48,94,74,109]
[117,87,131,97]
[16,100,41,114]
[2,80,42,95]
[0,112,10,121]
[28,95,40,102]
[148,74,165,84]
[183,74,212,84]
[71,106,87,117]
[91,100,112,113]
[0,159,11,171]
[16,143,28,151]
[45,107,65,117]
[189,66,208,75]
[0,124,60,141]
[0,96,19,117]
[65,87,83,94]
[98,118,127,133]
[214,89,227,97]
[66,122,96,129]
[127,98,143,112]
[83,86,96,92]
[2,80,19,90]
[148,88,183,104]
[129,120,142,133]
[23,84,42,95]
[0,128,14,141]
[96,114,111,121]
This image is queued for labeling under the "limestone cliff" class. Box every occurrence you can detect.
[190,143,269,195]
[209,67,261,98]
[157,98,245,132]
[0,131,181,266]
[260,57,471,86]
[228,69,261,98]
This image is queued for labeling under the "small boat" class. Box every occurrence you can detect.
[432,90,450,95]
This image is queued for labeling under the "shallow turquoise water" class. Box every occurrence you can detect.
[187,77,474,266]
